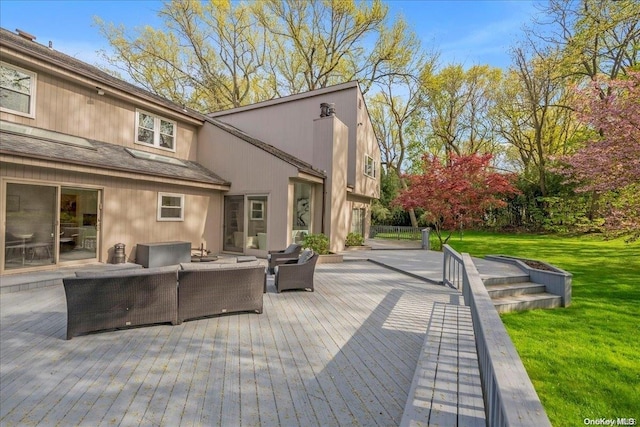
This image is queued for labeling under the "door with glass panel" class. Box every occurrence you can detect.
[223,194,269,253]
[246,195,268,252]
[223,195,245,252]
[4,183,57,270]
[59,187,99,263]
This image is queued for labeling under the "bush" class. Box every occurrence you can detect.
[302,233,330,255]
[345,232,364,246]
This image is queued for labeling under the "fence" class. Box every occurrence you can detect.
[369,225,421,240]
[442,245,552,427]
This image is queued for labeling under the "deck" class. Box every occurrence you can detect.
[1,262,460,426]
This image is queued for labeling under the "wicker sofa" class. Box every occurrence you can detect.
[177,261,266,323]
[63,266,179,340]
[63,260,267,339]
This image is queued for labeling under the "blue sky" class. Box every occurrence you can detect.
[0,0,540,70]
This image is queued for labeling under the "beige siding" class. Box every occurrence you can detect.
[198,123,303,251]
[1,162,221,270]
[211,84,380,200]
[0,59,199,161]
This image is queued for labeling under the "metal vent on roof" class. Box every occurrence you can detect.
[16,29,36,41]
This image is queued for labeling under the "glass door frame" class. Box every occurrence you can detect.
[1,178,103,274]
[222,193,269,255]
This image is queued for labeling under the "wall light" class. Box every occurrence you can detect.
[96,87,105,96]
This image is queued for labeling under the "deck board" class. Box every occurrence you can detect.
[0,262,459,426]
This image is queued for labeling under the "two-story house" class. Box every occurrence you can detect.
[0,27,380,275]
[205,83,380,255]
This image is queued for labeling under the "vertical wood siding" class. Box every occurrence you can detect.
[0,64,198,161]
[1,163,221,266]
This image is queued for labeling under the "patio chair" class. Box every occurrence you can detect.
[267,243,301,274]
[274,250,318,293]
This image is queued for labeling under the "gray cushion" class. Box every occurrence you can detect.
[297,250,314,264]
[180,260,262,271]
[75,265,177,278]
[284,244,300,254]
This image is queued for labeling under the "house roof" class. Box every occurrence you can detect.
[0,27,325,182]
[208,81,360,118]
[0,126,230,188]
[206,118,326,179]
[0,27,206,122]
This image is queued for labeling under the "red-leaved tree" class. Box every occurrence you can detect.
[560,71,640,241]
[394,153,519,248]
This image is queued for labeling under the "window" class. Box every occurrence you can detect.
[364,154,376,178]
[136,109,176,151]
[250,200,264,220]
[157,193,184,221]
[0,61,37,118]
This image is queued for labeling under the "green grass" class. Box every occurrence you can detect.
[445,231,640,427]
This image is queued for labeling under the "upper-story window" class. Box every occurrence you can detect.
[0,61,37,118]
[364,154,377,178]
[135,109,176,152]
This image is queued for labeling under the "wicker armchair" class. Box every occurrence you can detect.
[274,250,318,293]
[267,243,301,274]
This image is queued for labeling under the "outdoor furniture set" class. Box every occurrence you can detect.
[63,245,318,339]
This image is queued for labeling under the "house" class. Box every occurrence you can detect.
[204,82,380,255]
[0,27,380,275]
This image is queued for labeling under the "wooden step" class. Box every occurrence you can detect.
[493,293,562,313]
[486,282,546,299]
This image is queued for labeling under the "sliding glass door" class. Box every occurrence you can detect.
[59,187,99,262]
[3,182,100,272]
[223,194,269,253]
[4,183,56,270]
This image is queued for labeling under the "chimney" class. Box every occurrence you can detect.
[16,29,36,42]
[320,102,336,118]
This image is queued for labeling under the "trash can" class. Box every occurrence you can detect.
[113,243,126,264]
[421,228,431,250]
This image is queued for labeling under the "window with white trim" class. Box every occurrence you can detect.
[364,154,376,178]
[0,61,37,118]
[136,109,176,151]
[157,192,184,221]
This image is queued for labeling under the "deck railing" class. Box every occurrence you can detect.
[442,244,552,427]
[369,225,421,240]
[443,244,464,289]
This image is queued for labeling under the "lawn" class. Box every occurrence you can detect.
[444,230,640,427]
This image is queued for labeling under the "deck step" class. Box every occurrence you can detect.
[482,274,530,286]
[486,282,546,299]
[493,293,562,313]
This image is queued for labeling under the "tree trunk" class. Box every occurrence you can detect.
[399,176,419,228]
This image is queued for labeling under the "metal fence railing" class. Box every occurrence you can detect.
[369,225,421,240]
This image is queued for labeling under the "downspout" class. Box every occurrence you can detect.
[321,173,326,234]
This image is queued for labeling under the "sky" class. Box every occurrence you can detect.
[0,0,541,71]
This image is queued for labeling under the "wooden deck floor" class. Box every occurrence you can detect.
[0,262,459,427]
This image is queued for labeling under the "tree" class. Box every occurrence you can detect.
[97,0,266,111]
[369,62,435,228]
[493,47,579,197]
[421,64,503,159]
[252,0,420,96]
[532,0,640,82]
[559,71,640,241]
[97,0,423,110]
[394,153,519,248]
